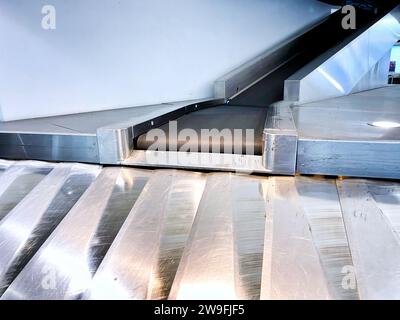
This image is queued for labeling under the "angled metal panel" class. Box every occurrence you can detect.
[85,170,206,300]
[295,177,359,300]
[0,162,54,222]
[2,167,150,300]
[0,163,101,295]
[261,177,332,299]
[169,174,267,300]
[337,179,400,299]
[285,6,400,103]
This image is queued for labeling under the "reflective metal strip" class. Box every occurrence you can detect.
[337,179,400,299]
[262,102,298,175]
[295,177,359,300]
[0,162,54,222]
[0,163,101,295]
[123,150,270,174]
[368,181,400,239]
[85,170,205,300]
[230,175,267,300]
[261,177,331,299]
[170,174,267,300]
[0,133,99,163]
[297,139,400,180]
[2,167,150,300]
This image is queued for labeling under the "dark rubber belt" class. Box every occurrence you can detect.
[135,105,268,155]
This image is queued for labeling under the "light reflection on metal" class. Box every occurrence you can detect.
[169,174,267,300]
[85,170,205,300]
[0,163,100,295]
[285,6,400,103]
[369,121,400,128]
[2,167,150,300]
[337,179,400,299]
[0,161,399,299]
[261,177,331,300]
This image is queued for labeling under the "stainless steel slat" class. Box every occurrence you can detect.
[0,162,54,222]
[169,174,267,300]
[85,170,205,300]
[261,177,331,299]
[295,177,358,300]
[0,159,398,300]
[2,167,150,300]
[337,179,400,299]
[0,163,101,295]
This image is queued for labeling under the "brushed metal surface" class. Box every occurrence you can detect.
[262,176,358,299]
[262,177,331,299]
[123,150,269,174]
[169,174,267,300]
[0,160,399,300]
[0,100,214,135]
[337,179,400,299]
[295,86,400,179]
[285,6,400,103]
[0,162,54,222]
[85,170,205,300]
[262,101,298,175]
[2,167,150,300]
[0,99,223,165]
[294,86,400,140]
[295,177,359,300]
[215,7,385,103]
[298,139,400,179]
[0,163,100,295]
[0,133,99,163]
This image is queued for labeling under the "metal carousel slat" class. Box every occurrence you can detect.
[0,161,54,222]
[0,163,101,296]
[261,177,332,299]
[294,177,358,300]
[337,179,400,300]
[0,160,398,300]
[85,170,206,300]
[2,166,150,300]
[169,174,268,300]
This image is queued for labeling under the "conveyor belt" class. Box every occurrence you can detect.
[0,160,400,300]
[134,5,398,157]
[135,105,268,155]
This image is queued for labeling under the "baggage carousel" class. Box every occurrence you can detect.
[0,159,399,300]
[0,3,399,300]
